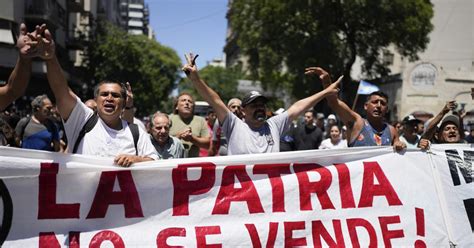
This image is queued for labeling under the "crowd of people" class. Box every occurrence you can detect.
[0,23,470,167]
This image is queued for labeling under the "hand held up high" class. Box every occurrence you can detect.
[182,53,200,81]
[305,67,333,89]
[17,23,55,60]
[322,76,342,97]
[17,24,45,58]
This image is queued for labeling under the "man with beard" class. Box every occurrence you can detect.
[28,24,158,166]
[182,54,340,155]
[292,110,323,150]
[305,67,405,151]
[169,93,210,157]
[150,112,184,159]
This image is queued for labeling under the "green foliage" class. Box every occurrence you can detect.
[229,0,434,99]
[83,21,181,117]
[179,65,244,103]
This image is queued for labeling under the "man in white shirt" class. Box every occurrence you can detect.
[182,53,340,155]
[28,24,158,166]
[399,115,422,149]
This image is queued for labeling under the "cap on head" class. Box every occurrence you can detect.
[402,115,421,124]
[438,114,460,129]
[316,113,325,120]
[241,91,268,107]
[327,114,337,121]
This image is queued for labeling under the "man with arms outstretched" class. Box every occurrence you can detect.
[305,67,405,151]
[182,54,340,155]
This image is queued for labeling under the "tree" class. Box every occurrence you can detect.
[228,0,434,100]
[179,65,244,103]
[83,21,181,117]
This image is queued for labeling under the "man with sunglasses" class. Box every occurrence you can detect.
[25,24,158,166]
[182,53,340,155]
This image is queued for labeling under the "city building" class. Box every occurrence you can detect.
[352,0,473,123]
[119,0,150,36]
[0,0,154,113]
[0,0,85,113]
[224,0,474,125]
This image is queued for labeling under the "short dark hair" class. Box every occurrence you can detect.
[366,91,389,103]
[93,81,127,100]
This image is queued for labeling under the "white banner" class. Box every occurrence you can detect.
[0,145,471,247]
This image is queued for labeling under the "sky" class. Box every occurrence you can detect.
[145,0,228,66]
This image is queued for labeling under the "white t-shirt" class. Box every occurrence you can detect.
[319,138,348,150]
[399,135,421,149]
[63,97,159,160]
[222,111,289,155]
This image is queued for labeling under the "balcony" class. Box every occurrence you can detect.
[67,0,85,13]
[24,0,66,28]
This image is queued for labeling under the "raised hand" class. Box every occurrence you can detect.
[305,67,333,89]
[442,101,457,114]
[17,23,55,60]
[323,76,343,96]
[38,28,55,60]
[17,24,45,58]
[125,82,134,109]
[182,53,200,81]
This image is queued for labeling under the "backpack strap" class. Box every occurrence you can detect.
[128,122,139,156]
[18,116,32,140]
[72,114,99,154]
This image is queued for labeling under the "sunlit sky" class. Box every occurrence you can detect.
[146,0,228,66]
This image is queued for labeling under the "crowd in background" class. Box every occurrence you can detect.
[0,23,470,165]
[0,92,468,158]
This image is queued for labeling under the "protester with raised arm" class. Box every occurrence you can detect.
[0,24,46,110]
[182,53,340,155]
[305,67,406,151]
[418,101,462,149]
[26,24,158,167]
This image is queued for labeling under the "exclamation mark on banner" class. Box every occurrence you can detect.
[414,208,427,248]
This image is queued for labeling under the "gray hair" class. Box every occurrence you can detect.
[151,111,171,127]
[31,94,49,112]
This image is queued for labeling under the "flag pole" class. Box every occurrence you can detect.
[351,93,359,110]
[352,80,361,110]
